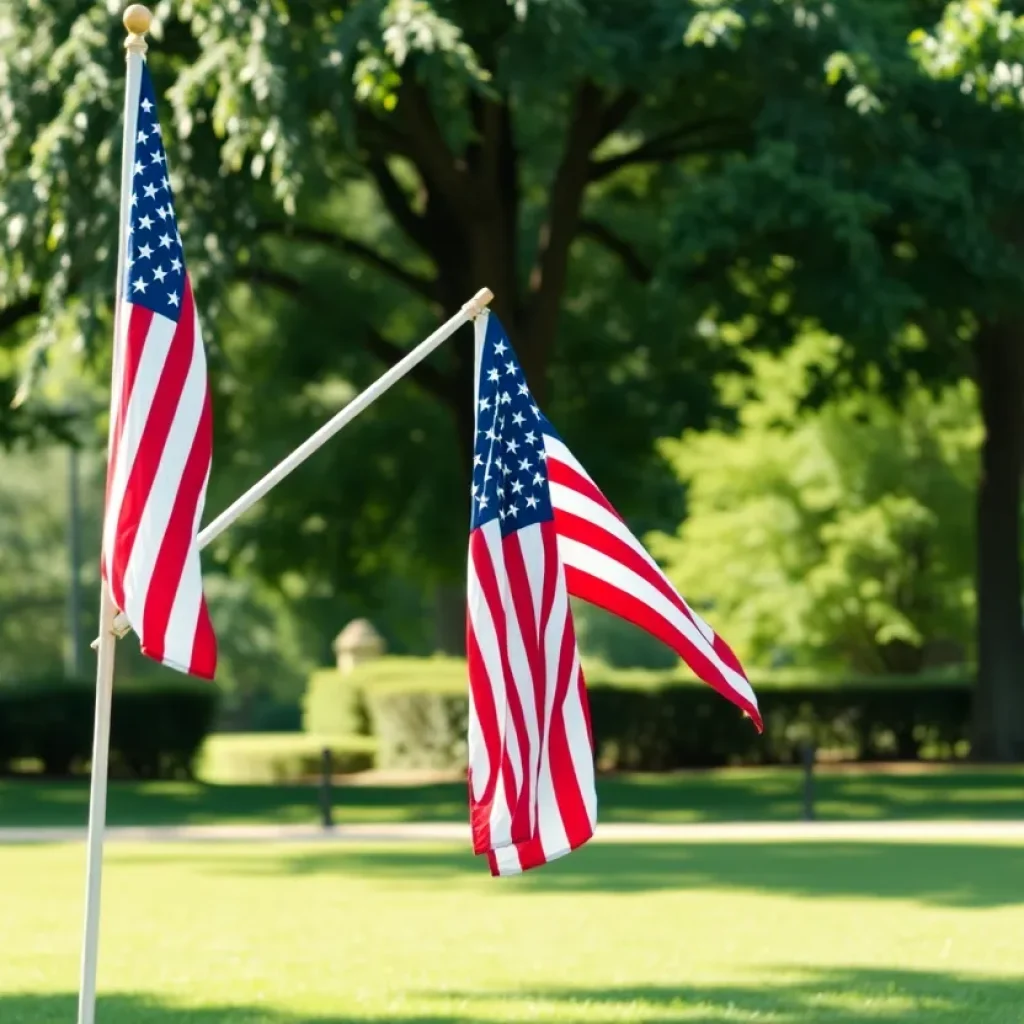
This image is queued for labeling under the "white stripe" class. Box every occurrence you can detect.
[121,311,207,648]
[103,307,177,588]
[558,536,758,710]
[547,440,717,646]
[492,843,523,876]
[485,526,540,837]
[467,521,514,848]
[535,567,571,861]
[561,650,597,828]
[544,434,595,485]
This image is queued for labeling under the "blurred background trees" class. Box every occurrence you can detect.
[2,0,1024,760]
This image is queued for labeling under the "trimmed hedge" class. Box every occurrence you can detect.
[197,732,376,783]
[0,679,219,778]
[306,657,974,770]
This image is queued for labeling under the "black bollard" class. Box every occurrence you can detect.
[319,747,334,829]
[801,742,816,822]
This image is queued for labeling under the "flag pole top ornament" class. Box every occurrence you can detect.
[123,4,152,50]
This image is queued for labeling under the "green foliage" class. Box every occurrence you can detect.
[196,732,376,783]
[650,337,980,673]
[0,678,218,778]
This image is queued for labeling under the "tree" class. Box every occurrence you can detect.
[650,335,979,674]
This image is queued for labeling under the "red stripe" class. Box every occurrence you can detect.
[104,303,155,600]
[140,369,215,678]
[553,505,743,675]
[565,565,762,730]
[109,291,195,608]
[469,527,535,846]
[467,619,504,854]
[547,456,621,523]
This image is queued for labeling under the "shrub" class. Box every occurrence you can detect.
[197,733,376,783]
[346,658,974,770]
[0,678,219,778]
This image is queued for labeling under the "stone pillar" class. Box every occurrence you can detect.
[333,619,385,674]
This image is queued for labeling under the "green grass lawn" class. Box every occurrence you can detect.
[2,767,1023,829]
[1,838,1022,1022]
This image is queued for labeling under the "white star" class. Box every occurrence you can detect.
[487,368,500,383]
[479,397,490,412]
[497,487,504,499]
[506,439,519,454]
[130,193,138,207]
[518,382,529,396]
[160,176,170,191]
[170,257,182,273]
[133,160,144,175]
[526,496,539,509]
[538,451,548,461]
[153,266,168,283]
[499,507,507,521]
[151,150,164,165]
[496,458,504,470]
[138,214,153,230]
[524,431,536,444]
[500,392,511,405]
[137,129,148,143]
[505,361,517,375]
[473,454,483,467]
[511,480,524,495]
[158,233,173,249]
[478,495,488,509]
[132,278,147,294]
[485,427,497,442]
[502,464,511,477]
[518,458,531,471]
[512,411,525,426]
[531,404,541,418]
[152,123,162,135]
[141,98,153,113]
[508,504,519,518]
[137,243,153,259]
[533,472,544,486]
[471,483,478,497]
[494,339,507,356]
[143,183,157,199]
[167,290,180,307]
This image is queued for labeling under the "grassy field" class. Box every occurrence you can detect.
[2,766,1023,829]
[1,837,1022,1023]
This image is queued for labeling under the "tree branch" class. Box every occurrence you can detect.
[0,295,42,336]
[578,218,652,284]
[239,268,454,402]
[589,117,748,180]
[259,221,438,302]
[365,156,436,256]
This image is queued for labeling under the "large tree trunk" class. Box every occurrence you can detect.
[972,322,1024,761]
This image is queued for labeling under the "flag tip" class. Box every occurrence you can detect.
[462,288,494,319]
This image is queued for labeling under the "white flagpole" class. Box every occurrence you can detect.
[95,287,494,644]
[77,7,151,1024]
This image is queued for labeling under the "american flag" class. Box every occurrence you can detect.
[467,312,760,876]
[101,63,217,680]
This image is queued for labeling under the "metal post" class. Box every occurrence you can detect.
[801,741,816,822]
[319,747,334,829]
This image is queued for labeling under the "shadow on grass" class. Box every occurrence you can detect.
[183,840,1024,907]
[2,769,1023,829]
[5,968,1024,1023]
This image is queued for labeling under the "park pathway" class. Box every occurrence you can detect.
[2,820,1024,845]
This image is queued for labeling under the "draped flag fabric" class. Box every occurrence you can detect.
[101,62,217,680]
[467,311,760,876]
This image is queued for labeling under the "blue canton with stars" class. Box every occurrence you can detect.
[124,64,186,321]
[471,314,555,536]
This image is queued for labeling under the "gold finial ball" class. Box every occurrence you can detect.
[123,4,153,36]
